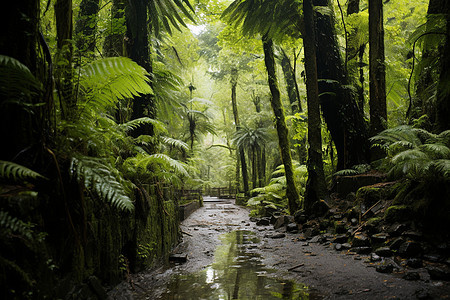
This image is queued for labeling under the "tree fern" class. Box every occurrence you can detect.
[0,161,47,182]
[371,126,450,180]
[78,57,153,116]
[0,211,34,240]
[70,156,134,212]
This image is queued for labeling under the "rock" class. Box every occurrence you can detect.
[388,223,408,237]
[423,254,444,263]
[334,221,347,234]
[406,258,423,268]
[403,272,420,281]
[335,173,385,197]
[384,205,413,223]
[354,247,372,254]
[352,234,371,247]
[415,290,432,300]
[310,235,327,244]
[333,214,343,220]
[286,223,298,233]
[303,227,320,239]
[273,216,286,229]
[389,237,406,250]
[370,253,382,262]
[342,243,352,250]
[271,233,286,239]
[250,217,258,222]
[310,200,330,217]
[398,241,423,258]
[294,210,308,224]
[169,254,187,263]
[402,231,423,240]
[335,243,343,251]
[88,276,107,300]
[426,266,450,281]
[376,264,394,273]
[333,234,348,244]
[375,247,393,257]
[351,218,358,225]
[371,233,388,245]
[256,217,271,226]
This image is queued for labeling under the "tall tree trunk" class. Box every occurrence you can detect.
[369,0,387,135]
[0,0,40,161]
[75,0,100,56]
[412,0,446,124]
[436,1,450,131]
[104,0,126,57]
[303,0,328,213]
[55,0,74,120]
[313,0,369,170]
[262,35,299,214]
[231,68,249,195]
[125,0,155,138]
[280,47,302,113]
[347,0,365,111]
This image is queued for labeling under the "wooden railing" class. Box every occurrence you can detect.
[207,186,237,199]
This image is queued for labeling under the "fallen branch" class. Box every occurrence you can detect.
[288,263,304,271]
[181,230,193,236]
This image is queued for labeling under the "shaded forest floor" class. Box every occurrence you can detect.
[108,197,450,299]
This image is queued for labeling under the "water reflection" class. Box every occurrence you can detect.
[160,230,309,299]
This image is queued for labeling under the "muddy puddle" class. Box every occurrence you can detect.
[157,230,309,299]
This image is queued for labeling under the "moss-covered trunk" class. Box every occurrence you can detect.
[262,35,299,214]
[303,0,328,212]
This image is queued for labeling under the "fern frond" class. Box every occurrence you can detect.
[79,57,153,114]
[118,117,167,135]
[0,55,42,105]
[419,143,450,159]
[0,211,34,240]
[430,159,450,179]
[333,169,359,177]
[70,156,134,211]
[160,136,189,151]
[0,161,46,182]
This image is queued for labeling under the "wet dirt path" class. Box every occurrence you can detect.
[108,197,450,299]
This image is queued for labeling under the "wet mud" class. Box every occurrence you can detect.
[108,197,450,299]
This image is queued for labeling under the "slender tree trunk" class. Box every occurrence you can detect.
[313,0,369,170]
[280,48,301,113]
[75,0,100,55]
[231,68,249,195]
[262,35,299,214]
[0,0,40,161]
[125,0,155,138]
[303,0,328,213]
[104,0,126,57]
[369,0,387,135]
[55,0,74,119]
[436,1,450,131]
[347,0,365,111]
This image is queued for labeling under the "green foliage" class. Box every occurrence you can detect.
[70,156,134,211]
[0,211,35,240]
[333,164,371,177]
[0,55,43,105]
[222,0,302,41]
[247,162,307,212]
[370,125,450,181]
[78,57,153,115]
[0,161,47,182]
[147,0,196,37]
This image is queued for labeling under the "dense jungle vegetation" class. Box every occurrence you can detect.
[0,0,449,298]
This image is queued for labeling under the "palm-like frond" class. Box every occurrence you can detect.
[78,57,153,115]
[0,211,34,240]
[118,117,167,135]
[148,0,196,37]
[70,156,134,211]
[0,55,43,108]
[222,0,302,41]
[160,136,189,151]
[0,161,47,182]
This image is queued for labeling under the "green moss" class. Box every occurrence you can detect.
[356,186,383,207]
[366,217,381,227]
[384,205,413,223]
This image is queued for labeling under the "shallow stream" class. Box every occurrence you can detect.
[158,230,309,299]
